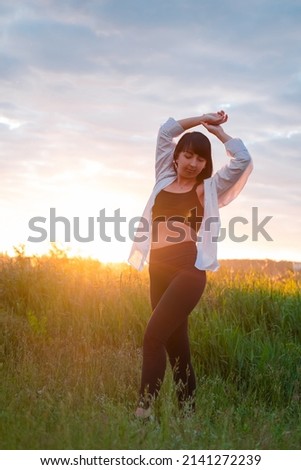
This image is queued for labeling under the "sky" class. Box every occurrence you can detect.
[1,0,300,264]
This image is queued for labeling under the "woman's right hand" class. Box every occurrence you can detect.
[201,110,228,126]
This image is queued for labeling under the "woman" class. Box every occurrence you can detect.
[128,111,253,418]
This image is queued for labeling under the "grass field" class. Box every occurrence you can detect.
[0,247,300,450]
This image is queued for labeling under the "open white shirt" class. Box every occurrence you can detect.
[128,117,253,272]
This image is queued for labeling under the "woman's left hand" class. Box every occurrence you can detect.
[201,110,228,126]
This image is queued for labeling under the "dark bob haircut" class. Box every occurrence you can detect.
[173,132,213,181]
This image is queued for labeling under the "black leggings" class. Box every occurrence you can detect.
[139,241,206,408]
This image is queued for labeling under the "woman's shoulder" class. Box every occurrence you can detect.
[195,182,205,206]
[195,182,204,195]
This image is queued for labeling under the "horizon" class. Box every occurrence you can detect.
[1,244,299,266]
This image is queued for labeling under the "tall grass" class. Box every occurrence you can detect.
[0,248,300,449]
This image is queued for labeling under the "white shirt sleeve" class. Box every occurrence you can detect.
[155,117,184,183]
[213,138,253,208]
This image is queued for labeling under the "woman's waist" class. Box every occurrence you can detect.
[149,220,199,268]
[149,238,197,267]
[151,221,197,248]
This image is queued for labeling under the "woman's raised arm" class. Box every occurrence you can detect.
[155,111,228,183]
[177,111,228,131]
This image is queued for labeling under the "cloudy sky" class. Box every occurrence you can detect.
[1,0,300,263]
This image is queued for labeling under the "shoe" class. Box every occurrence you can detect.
[134,406,152,419]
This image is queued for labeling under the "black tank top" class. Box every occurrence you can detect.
[152,183,203,233]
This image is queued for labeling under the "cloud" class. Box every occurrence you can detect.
[5,20,101,73]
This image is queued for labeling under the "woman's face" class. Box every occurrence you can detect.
[175,150,206,179]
